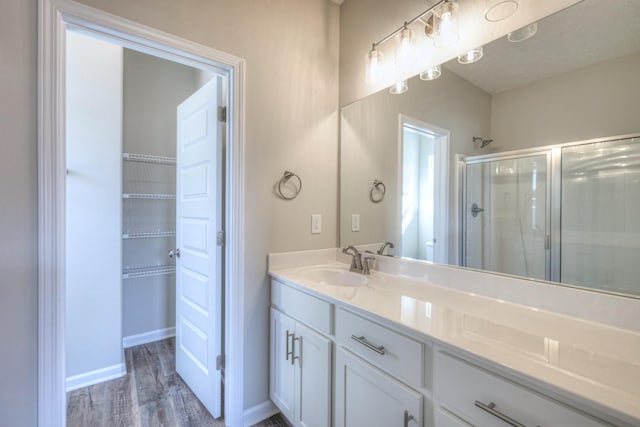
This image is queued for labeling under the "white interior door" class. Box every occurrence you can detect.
[175,76,224,417]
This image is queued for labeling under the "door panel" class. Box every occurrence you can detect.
[270,308,296,422]
[296,323,332,427]
[464,154,550,281]
[176,77,223,417]
[335,347,422,427]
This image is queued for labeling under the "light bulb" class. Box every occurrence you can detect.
[365,46,384,85]
[420,64,442,81]
[433,1,459,48]
[395,25,416,68]
[458,46,483,64]
[390,80,408,94]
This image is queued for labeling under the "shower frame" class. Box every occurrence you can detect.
[458,132,640,285]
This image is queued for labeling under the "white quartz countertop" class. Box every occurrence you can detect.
[269,261,640,425]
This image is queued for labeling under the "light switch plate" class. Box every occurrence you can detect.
[351,214,360,232]
[311,214,322,234]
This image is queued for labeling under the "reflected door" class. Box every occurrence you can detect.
[464,154,550,280]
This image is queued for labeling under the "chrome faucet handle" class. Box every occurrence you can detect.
[362,256,375,275]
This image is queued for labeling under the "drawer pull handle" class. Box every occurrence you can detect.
[403,410,415,427]
[351,335,385,355]
[474,401,526,427]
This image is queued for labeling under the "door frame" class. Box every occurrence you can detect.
[38,1,246,426]
[397,114,450,264]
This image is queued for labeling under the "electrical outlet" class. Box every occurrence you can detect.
[311,214,322,234]
[351,214,360,232]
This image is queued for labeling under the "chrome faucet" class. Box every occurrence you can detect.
[342,245,363,273]
[377,241,395,256]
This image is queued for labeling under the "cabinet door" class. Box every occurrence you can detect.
[335,347,422,427]
[270,308,296,422]
[295,322,332,427]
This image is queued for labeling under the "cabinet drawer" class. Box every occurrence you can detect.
[434,351,609,427]
[271,280,332,335]
[336,308,425,388]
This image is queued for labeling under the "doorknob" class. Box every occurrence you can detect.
[471,202,485,217]
[169,248,181,258]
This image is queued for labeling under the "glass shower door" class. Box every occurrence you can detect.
[464,154,550,280]
[561,137,640,295]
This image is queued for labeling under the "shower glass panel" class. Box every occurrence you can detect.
[465,154,549,280]
[561,137,640,295]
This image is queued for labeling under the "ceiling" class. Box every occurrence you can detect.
[444,0,640,94]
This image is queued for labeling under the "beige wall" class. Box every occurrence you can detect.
[0,0,38,425]
[491,52,640,150]
[72,0,341,415]
[339,0,582,106]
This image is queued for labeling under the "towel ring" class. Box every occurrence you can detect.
[370,179,386,203]
[276,171,302,200]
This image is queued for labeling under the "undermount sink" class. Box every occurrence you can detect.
[300,267,368,287]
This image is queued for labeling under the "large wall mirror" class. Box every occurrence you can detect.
[340,0,640,298]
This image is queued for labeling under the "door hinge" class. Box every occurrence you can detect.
[217,230,225,246]
[218,106,227,123]
[216,354,225,370]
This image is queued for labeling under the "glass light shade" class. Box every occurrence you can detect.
[458,47,483,64]
[395,26,416,68]
[389,80,408,94]
[365,47,384,86]
[420,64,442,81]
[433,1,460,48]
[484,0,518,22]
[508,22,538,42]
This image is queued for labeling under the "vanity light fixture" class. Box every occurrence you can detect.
[420,64,442,81]
[390,80,409,94]
[458,46,483,64]
[508,22,538,42]
[484,0,518,22]
[365,45,384,86]
[364,0,459,87]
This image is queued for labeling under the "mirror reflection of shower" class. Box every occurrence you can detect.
[463,135,640,296]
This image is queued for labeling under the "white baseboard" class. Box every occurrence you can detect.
[65,363,126,392]
[123,326,176,348]
[243,400,279,427]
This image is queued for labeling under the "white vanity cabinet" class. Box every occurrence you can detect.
[433,350,611,427]
[270,281,333,427]
[334,307,426,427]
[335,346,422,427]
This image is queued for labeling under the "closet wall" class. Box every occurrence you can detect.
[66,31,124,384]
[121,49,215,342]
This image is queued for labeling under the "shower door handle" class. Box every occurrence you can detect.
[471,203,485,217]
[169,248,181,258]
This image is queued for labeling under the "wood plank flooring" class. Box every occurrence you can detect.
[67,338,288,427]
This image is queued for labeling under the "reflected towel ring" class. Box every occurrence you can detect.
[276,171,302,200]
[370,179,386,203]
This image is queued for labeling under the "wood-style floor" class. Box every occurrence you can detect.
[67,338,288,427]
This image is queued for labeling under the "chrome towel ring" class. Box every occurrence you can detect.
[370,179,386,203]
[276,170,302,200]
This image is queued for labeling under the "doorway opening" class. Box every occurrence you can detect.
[39,2,246,426]
[398,116,449,263]
[64,27,226,422]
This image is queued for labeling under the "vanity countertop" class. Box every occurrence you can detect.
[269,261,640,425]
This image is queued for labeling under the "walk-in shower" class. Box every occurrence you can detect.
[461,134,640,297]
